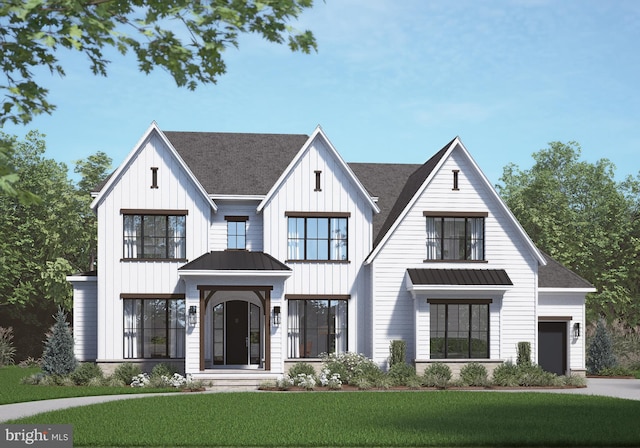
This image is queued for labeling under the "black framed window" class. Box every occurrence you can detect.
[430,302,489,359]
[123,213,186,259]
[425,216,484,260]
[288,299,348,358]
[287,216,348,260]
[123,298,185,359]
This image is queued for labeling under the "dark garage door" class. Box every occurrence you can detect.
[538,322,567,375]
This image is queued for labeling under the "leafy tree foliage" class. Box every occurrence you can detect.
[0,0,316,199]
[0,0,317,127]
[42,308,78,376]
[0,131,110,358]
[497,142,640,324]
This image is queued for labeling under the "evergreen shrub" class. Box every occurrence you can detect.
[388,340,406,368]
[287,362,316,380]
[587,318,617,375]
[459,362,489,386]
[70,362,104,385]
[41,308,77,376]
[517,341,532,366]
[422,363,452,388]
[112,363,142,385]
[387,362,416,386]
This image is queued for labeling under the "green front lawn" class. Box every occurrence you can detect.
[10,391,640,447]
[0,366,175,405]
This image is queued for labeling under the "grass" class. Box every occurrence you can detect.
[9,391,640,447]
[0,366,176,405]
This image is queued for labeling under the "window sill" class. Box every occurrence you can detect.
[121,258,188,262]
[286,259,350,264]
[423,259,488,263]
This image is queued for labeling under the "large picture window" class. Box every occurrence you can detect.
[123,212,186,259]
[288,298,348,358]
[287,215,348,261]
[425,215,485,260]
[429,301,489,359]
[123,298,185,359]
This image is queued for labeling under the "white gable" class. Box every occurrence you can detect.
[365,137,545,265]
[90,122,216,212]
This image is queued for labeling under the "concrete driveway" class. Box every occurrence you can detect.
[1,378,639,423]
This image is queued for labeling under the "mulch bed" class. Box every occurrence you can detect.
[259,384,587,392]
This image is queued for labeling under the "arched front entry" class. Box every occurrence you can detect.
[213,300,261,366]
[197,285,272,371]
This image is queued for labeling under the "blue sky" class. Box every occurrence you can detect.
[4,0,640,185]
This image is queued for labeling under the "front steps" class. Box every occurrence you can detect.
[192,370,280,390]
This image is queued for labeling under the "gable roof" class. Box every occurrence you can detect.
[364,137,546,266]
[256,126,379,213]
[349,162,422,246]
[538,252,595,290]
[164,131,309,196]
[90,122,215,211]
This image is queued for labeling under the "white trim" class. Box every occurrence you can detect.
[90,121,217,212]
[211,194,265,201]
[365,137,546,266]
[66,275,98,282]
[256,126,379,214]
[539,287,597,294]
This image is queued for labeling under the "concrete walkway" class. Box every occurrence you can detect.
[1,378,639,423]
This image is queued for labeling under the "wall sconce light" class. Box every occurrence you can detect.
[573,322,580,338]
[273,306,281,326]
[188,305,198,326]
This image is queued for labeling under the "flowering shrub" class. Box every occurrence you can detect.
[277,375,295,389]
[130,373,150,387]
[318,368,342,389]
[322,352,381,384]
[295,373,316,390]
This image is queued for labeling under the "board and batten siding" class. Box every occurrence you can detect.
[95,132,212,361]
[370,145,539,367]
[261,135,374,356]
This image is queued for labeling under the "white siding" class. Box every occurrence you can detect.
[538,291,586,372]
[209,200,263,251]
[261,135,374,356]
[70,277,98,361]
[370,145,539,367]
[95,132,212,361]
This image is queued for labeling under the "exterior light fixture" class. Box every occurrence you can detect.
[188,305,198,326]
[273,306,281,326]
[573,322,580,338]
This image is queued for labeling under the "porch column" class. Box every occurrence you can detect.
[265,288,271,371]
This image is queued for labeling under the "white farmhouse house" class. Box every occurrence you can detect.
[68,123,595,383]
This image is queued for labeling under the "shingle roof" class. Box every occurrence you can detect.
[349,162,422,243]
[164,131,309,196]
[179,251,291,271]
[538,252,595,289]
[368,139,454,248]
[407,268,513,286]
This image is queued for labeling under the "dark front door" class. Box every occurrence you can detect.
[538,322,567,375]
[226,300,248,365]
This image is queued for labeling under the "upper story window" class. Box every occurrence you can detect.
[286,212,349,261]
[424,212,487,261]
[225,216,247,250]
[122,210,187,260]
